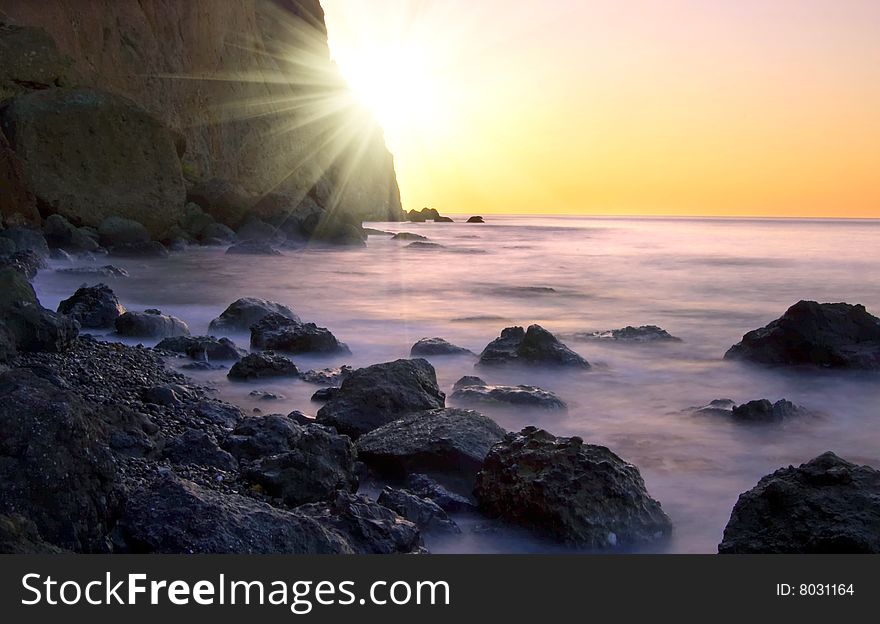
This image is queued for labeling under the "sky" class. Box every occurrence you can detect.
[321,0,880,218]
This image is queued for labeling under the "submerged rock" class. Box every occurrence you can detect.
[691,398,813,424]
[227,352,298,381]
[108,241,170,258]
[377,487,460,535]
[477,325,590,368]
[406,241,444,250]
[250,313,349,355]
[406,474,476,513]
[115,310,190,339]
[208,297,300,334]
[56,265,129,278]
[356,408,505,484]
[226,241,282,256]
[411,337,474,356]
[572,325,682,343]
[474,427,672,548]
[57,284,125,328]
[0,249,45,279]
[719,452,880,553]
[724,301,880,369]
[155,335,245,361]
[391,232,428,241]
[450,377,566,410]
[316,359,445,438]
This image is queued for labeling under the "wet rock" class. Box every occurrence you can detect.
[466,216,485,223]
[163,429,237,471]
[450,378,566,410]
[0,226,50,258]
[572,325,682,343]
[108,241,170,258]
[297,492,423,554]
[391,232,428,241]
[407,241,444,250]
[44,215,102,253]
[57,283,125,328]
[249,390,285,401]
[691,398,737,417]
[222,414,308,461]
[411,337,474,356]
[208,297,300,334]
[143,384,191,407]
[477,325,590,369]
[227,352,298,381]
[724,301,880,369]
[237,218,283,243]
[97,216,149,247]
[311,387,339,403]
[155,335,245,361]
[356,408,506,485]
[731,399,812,424]
[194,400,243,430]
[226,241,282,256]
[200,222,237,244]
[316,359,445,438]
[719,452,880,554]
[250,313,349,355]
[116,474,353,554]
[377,487,460,534]
[115,310,190,339]
[56,265,129,278]
[300,365,353,386]
[2,302,79,354]
[0,267,37,308]
[406,474,477,513]
[0,248,45,278]
[474,427,672,548]
[435,216,454,223]
[288,411,317,426]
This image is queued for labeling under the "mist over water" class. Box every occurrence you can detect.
[34,216,880,554]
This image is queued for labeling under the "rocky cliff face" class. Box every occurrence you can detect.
[0,0,402,226]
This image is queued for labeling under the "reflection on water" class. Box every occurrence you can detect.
[33,216,880,554]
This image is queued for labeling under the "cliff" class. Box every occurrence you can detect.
[0,0,402,224]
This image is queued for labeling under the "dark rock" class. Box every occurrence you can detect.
[143,384,190,407]
[474,427,672,548]
[1,125,39,228]
[297,492,423,554]
[450,378,566,410]
[411,337,474,356]
[44,215,102,253]
[180,361,225,371]
[719,452,880,554]
[391,232,428,241]
[435,216,454,223]
[237,218,283,243]
[406,207,448,223]
[731,399,813,424]
[155,335,245,361]
[50,248,73,262]
[57,284,125,328]
[250,313,349,355]
[356,408,505,484]
[407,241,444,250]
[0,266,37,308]
[0,514,65,554]
[187,178,252,229]
[115,310,190,339]
[377,487,460,534]
[116,474,353,554]
[2,302,79,353]
[0,226,50,257]
[108,241,170,258]
[724,301,880,369]
[453,376,488,389]
[97,216,149,247]
[300,365,353,386]
[478,325,590,369]
[194,400,243,430]
[572,325,682,343]
[466,216,485,223]
[311,387,339,403]
[0,248,45,278]
[690,398,737,417]
[406,474,477,513]
[227,352,298,381]
[363,228,393,236]
[222,414,306,461]
[208,298,300,334]
[288,411,317,426]
[226,241,282,256]
[200,222,236,244]
[316,359,445,437]
[56,265,129,278]
[162,429,237,471]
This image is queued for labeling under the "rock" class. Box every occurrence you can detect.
[288,411,317,426]
[453,376,487,389]
[311,387,339,403]
[731,399,812,424]
[1,88,185,237]
[177,203,215,239]
[1,125,39,227]
[392,232,428,241]
[57,284,125,328]
[475,427,672,548]
[0,249,45,278]
[155,335,245,361]
[0,514,65,554]
[300,365,353,386]
[116,474,354,554]
[406,474,477,513]
[411,337,474,356]
[377,487,460,534]
[97,216,149,247]
[466,216,485,223]
[478,325,590,369]
[435,216,454,223]
[237,218,283,243]
[226,241,282,256]
[249,390,285,401]
[407,207,445,222]
[572,325,682,343]
[162,429,237,471]
[44,214,93,251]
[0,368,117,552]
[725,301,880,369]
[0,266,37,308]
[208,297,300,334]
[719,452,880,554]
[222,414,306,461]
[250,313,349,355]
[115,310,190,339]
[363,228,393,236]
[297,492,423,554]
[0,237,15,256]
[200,222,236,244]
[2,302,79,354]
[56,265,129,278]
[181,361,225,372]
[227,352,299,381]
[407,241,444,250]
[245,437,358,506]
[108,241,170,258]
[0,226,49,257]
[194,400,243,430]
[187,178,251,229]
[0,23,74,95]
[50,248,73,262]
[690,398,737,417]
[356,408,506,485]
[316,359,445,438]
[450,378,566,410]
[143,384,190,407]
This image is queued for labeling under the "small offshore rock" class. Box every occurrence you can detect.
[115,310,190,339]
[478,324,590,368]
[450,378,566,410]
[155,335,245,361]
[57,284,125,328]
[227,352,299,381]
[250,313,349,355]
[208,297,300,334]
[411,337,474,356]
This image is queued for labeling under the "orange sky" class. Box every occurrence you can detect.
[322,0,880,218]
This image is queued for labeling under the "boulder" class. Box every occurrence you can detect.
[474,427,672,548]
[222,414,309,461]
[155,335,245,361]
[411,337,474,356]
[225,241,282,256]
[316,359,445,437]
[227,352,299,381]
[731,399,812,424]
[0,88,185,237]
[1,128,39,228]
[356,408,505,485]
[377,487,460,535]
[108,241,170,258]
[300,365,353,386]
[0,248,45,278]
[0,514,64,554]
[0,266,37,308]
[194,400,243,430]
[719,452,880,554]
[208,297,300,334]
[0,23,74,95]
[57,284,125,328]
[392,232,428,241]
[162,429,237,471]
[2,302,79,354]
[311,387,339,403]
[724,301,880,369]
[115,310,190,339]
[0,226,49,257]
[250,313,349,355]
[56,265,128,278]
[187,178,252,229]
[466,216,485,223]
[407,241,444,250]
[477,325,590,369]
[573,325,682,343]
[450,378,566,410]
[97,216,149,247]
[406,473,477,513]
[237,218,283,243]
[200,222,236,244]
